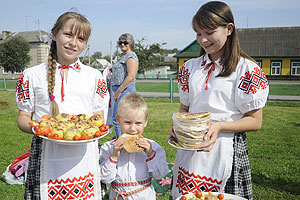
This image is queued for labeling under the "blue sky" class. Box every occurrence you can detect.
[1,0,300,56]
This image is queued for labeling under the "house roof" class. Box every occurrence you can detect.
[93,59,110,67]
[175,26,300,58]
[0,30,50,43]
[238,26,300,57]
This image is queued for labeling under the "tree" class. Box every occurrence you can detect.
[0,36,30,73]
[133,38,166,74]
[92,51,102,59]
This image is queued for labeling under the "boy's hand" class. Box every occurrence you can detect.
[137,138,153,157]
[111,137,127,160]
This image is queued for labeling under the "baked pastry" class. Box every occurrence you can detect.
[75,121,90,132]
[88,114,104,127]
[64,126,81,140]
[173,112,210,149]
[81,124,99,137]
[54,120,70,131]
[121,133,144,153]
[51,127,64,138]
[39,118,57,129]
[74,114,89,123]
[56,113,72,122]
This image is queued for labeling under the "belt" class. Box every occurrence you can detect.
[111,178,152,200]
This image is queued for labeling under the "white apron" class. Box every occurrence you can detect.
[40,141,101,200]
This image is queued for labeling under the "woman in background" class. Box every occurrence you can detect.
[111,33,138,138]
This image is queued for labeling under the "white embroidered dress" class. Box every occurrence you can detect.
[171,54,269,199]
[100,139,169,200]
[16,59,109,200]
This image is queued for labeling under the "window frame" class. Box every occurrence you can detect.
[291,60,300,76]
[270,60,282,76]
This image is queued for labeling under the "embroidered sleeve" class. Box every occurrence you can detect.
[235,60,269,114]
[146,141,169,180]
[178,62,191,106]
[16,71,34,113]
[93,71,109,114]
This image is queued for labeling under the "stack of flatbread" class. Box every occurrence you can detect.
[173,112,210,149]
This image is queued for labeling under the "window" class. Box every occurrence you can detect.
[271,61,281,75]
[291,61,300,76]
[256,60,262,68]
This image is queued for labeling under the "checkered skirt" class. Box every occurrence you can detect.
[224,132,253,200]
[24,135,43,199]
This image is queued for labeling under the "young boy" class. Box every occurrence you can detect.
[100,93,169,200]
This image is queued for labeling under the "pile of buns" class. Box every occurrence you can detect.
[38,113,105,140]
[173,112,210,149]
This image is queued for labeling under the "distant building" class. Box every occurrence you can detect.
[174,26,300,79]
[137,53,177,79]
[92,58,111,70]
[0,30,50,79]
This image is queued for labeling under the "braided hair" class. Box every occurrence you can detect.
[47,12,91,116]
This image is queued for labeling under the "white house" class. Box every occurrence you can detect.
[92,59,111,70]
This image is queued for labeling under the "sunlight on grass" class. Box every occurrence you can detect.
[0,91,300,200]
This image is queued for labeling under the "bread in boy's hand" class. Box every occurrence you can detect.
[121,133,144,153]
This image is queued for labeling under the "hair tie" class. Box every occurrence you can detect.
[49,94,55,101]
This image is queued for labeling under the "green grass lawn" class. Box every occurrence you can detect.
[0,91,300,200]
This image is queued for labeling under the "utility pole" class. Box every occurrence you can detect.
[25,16,29,31]
[110,41,112,66]
[88,45,90,66]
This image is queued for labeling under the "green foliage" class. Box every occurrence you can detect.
[103,55,112,63]
[92,51,102,59]
[80,56,96,66]
[162,48,180,54]
[133,38,166,74]
[0,36,30,73]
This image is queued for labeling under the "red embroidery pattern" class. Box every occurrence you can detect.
[48,172,95,200]
[176,167,222,195]
[238,66,268,94]
[96,79,108,98]
[74,62,81,71]
[178,64,190,92]
[16,73,30,103]
[146,151,156,162]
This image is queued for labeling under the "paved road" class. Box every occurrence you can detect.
[137,79,300,85]
[136,79,300,101]
[137,92,300,102]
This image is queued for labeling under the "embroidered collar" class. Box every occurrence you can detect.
[56,59,81,72]
[201,54,222,90]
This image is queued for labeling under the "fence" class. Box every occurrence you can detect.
[136,73,177,80]
[1,78,177,103]
[0,79,17,90]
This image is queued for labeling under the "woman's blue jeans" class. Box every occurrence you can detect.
[112,83,136,137]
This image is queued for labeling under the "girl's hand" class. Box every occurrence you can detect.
[168,124,176,140]
[199,122,222,152]
[111,137,127,160]
[137,138,153,157]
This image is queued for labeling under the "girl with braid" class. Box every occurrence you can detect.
[16,12,109,200]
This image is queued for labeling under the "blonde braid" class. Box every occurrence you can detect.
[48,42,59,117]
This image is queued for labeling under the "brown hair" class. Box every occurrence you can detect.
[192,1,256,77]
[48,12,91,116]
